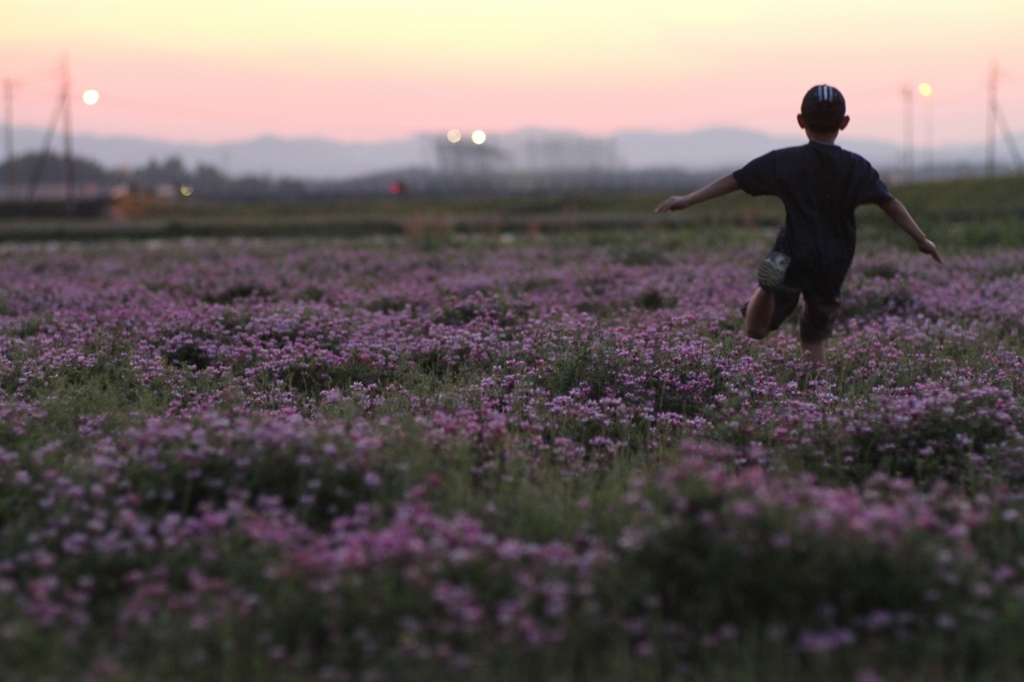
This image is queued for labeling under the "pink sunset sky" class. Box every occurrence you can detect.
[2,0,1022,146]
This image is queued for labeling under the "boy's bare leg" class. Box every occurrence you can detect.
[800,339,826,365]
[743,287,775,340]
[745,288,826,364]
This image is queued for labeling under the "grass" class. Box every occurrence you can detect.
[5,173,1022,246]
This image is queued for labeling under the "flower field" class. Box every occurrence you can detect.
[2,232,1024,680]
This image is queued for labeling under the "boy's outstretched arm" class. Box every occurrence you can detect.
[879,198,943,264]
[655,174,740,213]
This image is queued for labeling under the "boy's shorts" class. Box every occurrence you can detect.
[742,286,841,344]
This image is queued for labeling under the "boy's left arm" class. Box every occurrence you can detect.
[880,198,943,264]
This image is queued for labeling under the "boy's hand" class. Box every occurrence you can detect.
[880,199,943,264]
[918,239,942,264]
[655,196,689,213]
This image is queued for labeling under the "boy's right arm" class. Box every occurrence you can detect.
[879,198,943,264]
[655,174,740,213]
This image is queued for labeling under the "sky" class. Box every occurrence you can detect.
[2,0,1023,146]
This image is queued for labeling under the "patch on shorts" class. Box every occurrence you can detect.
[757,251,791,291]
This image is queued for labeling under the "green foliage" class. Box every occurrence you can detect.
[537,335,624,400]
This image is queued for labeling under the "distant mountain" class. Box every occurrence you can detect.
[8,126,1020,181]
[613,128,907,171]
[8,129,436,180]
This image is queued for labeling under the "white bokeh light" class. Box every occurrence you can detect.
[471,130,486,145]
[82,89,100,106]
[447,129,462,143]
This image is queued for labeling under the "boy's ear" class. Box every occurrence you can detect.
[838,115,850,130]
[797,114,807,130]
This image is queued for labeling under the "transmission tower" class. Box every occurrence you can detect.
[27,56,77,212]
[3,79,16,196]
[986,61,1024,176]
[61,56,75,211]
[902,85,914,181]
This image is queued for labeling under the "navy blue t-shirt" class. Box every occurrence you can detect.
[733,141,893,297]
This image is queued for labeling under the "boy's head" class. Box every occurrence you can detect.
[799,85,848,134]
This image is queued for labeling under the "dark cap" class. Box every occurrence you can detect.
[801,85,846,130]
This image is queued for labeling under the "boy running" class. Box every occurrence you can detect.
[656,84,942,364]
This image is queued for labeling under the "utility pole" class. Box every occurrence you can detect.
[902,85,914,182]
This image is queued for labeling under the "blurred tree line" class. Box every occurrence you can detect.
[0,154,312,201]
[0,152,720,203]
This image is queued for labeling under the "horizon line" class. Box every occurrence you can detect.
[9,123,1018,150]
